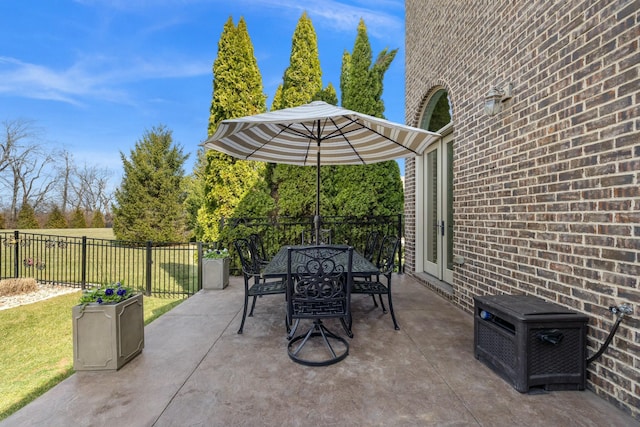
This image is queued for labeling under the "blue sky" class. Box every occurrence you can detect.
[0,0,406,185]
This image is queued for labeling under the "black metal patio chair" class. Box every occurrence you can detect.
[351,235,400,330]
[363,230,380,263]
[234,238,286,334]
[248,233,270,267]
[286,245,353,366]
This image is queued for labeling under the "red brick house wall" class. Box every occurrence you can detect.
[404,0,639,419]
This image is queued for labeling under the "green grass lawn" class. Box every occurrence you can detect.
[0,291,183,420]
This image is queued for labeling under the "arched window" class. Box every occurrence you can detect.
[420,88,451,132]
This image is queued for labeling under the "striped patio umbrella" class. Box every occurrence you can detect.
[203,101,440,242]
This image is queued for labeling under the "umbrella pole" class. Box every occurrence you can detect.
[315,122,321,245]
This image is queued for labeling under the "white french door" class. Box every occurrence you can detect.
[422,132,453,283]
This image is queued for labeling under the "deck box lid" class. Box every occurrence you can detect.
[474,295,589,321]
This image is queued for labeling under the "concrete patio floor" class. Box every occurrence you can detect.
[2,274,637,426]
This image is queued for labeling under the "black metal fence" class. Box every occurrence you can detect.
[0,215,404,297]
[218,214,404,275]
[0,231,200,298]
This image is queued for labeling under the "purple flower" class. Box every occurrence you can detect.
[117,288,127,297]
[105,288,114,296]
[97,297,103,304]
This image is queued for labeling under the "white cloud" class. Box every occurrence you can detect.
[0,55,210,106]
[237,0,403,39]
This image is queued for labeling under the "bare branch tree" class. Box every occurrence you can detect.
[0,119,53,220]
[70,163,114,214]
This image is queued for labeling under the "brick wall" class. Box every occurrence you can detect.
[405,0,639,420]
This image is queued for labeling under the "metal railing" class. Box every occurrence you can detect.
[1,231,199,298]
[0,215,404,297]
[218,214,404,275]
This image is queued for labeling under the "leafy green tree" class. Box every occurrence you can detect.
[45,205,67,228]
[91,210,105,228]
[112,125,189,243]
[197,16,268,242]
[17,203,39,229]
[69,207,87,228]
[337,18,404,216]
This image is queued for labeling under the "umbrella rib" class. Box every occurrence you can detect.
[328,117,365,164]
[276,123,313,165]
[336,115,420,155]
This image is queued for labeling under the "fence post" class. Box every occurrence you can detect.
[145,241,152,296]
[197,241,203,291]
[81,236,87,289]
[13,230,19,278]
[397,214,403,274]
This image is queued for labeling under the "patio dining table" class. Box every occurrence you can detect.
[262,245,379,279]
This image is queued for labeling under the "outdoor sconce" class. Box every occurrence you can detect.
[484,83,513,116]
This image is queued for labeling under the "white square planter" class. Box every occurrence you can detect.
[203,258,230,290]
[72,293,144,371]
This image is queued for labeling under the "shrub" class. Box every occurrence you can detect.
[0,278,38,297]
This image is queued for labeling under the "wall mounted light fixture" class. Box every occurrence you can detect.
[484,83,513,116]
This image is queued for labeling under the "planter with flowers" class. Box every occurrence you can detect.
[203,248,230,290]
[72,282,144,371]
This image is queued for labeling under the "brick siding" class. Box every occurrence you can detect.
[405,0,639,420]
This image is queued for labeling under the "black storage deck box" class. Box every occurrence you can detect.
[474,295,589,393]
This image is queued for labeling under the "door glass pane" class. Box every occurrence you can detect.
[426,150,438,263]
[446,140,454,271]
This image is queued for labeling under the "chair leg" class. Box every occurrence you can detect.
[248,295,258,316]
[340,317,354,338]
[237,294,250,334]
[370,294,378,308]
[288,319,300,340]
[378,294,387,313]
[287,320,349,366]
[387,293,400,330]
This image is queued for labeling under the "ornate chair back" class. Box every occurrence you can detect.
[363,231,380,262]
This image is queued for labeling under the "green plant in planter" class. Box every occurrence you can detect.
[79,282,136,306]
[204,248,229,259]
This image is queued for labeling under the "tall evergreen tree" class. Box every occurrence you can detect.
[337,19,403,217]
[341,19,397,118]
[69,207,87,228]
[45,205,67,228]
[197,17,268,242]
[112,125,189,243]
[275,12,322,110]
[91,210,105,228]
[16,203,38,229]
[271,12,335,218]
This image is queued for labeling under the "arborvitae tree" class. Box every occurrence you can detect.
[341,18,397,118]
[270,12,337,218]
[313,82,338,105]
[17,203,39,229]
[336,18,403,217]
[208,17,267,134]
[275,12,322,110]
[270,84,283,111]
[112,125,189,243]
[91,210,105,228]
[197,16,268,242]
[69,207,87,228]
[45,205,67,228]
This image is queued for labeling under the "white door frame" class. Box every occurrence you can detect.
[415,125,453,283]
